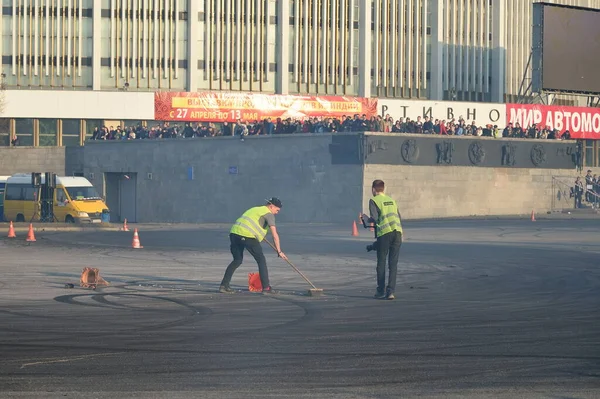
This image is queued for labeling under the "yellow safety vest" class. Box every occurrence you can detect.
[230,206,271,241]
[372,194,403,237]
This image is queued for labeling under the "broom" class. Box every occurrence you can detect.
[262,238,324,297]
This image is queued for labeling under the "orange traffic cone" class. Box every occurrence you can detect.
[7,221,16,238]
[131,228,143,249]
[531,210,536,222]
[120,219,130,232]
[352,220,359,236]
[248,272,263,292]
[26,223,36,242]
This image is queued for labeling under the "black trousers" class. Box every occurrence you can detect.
[575,192,583,208]
[221,233,270,289]
[375,231,402,294]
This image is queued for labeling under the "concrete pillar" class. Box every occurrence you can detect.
[9,119,15,145]
[187,0,200,91]
[79,119,86,146]
[491,0,506,103]
[275,0,290,94]
[358,0,372,98]
[33,119,39,147]
[429,0,444,100]
[92,3,101,90]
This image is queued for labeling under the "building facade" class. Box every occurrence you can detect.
[1,0,600,163]
[3,0,600,99]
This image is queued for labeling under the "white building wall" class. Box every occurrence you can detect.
[4,90,154,119]
[0,0,599,109]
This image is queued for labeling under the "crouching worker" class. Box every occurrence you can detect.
[219,197,288,294]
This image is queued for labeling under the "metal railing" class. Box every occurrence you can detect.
[585,183,600,209]
[552,176,600,212]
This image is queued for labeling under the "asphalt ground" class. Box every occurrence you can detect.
[0,219,599,398]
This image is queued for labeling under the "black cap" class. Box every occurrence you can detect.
[266,197,283,208]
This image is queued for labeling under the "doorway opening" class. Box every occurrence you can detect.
[104,173,137,223]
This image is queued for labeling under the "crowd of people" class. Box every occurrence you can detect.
[87,113,574,141]
[573,170,600,208]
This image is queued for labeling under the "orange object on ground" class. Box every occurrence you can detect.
[531,210,536,222]
[120,219,130,231]
[248,273,263,292]
[26,223,36,242]
[352,221,359,236]
[80,267,109,289]
[7,221,16,238]
[131,228,143,248]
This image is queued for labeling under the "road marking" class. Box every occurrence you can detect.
[20,352,123,369]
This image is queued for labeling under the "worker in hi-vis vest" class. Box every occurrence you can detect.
[361,180,403,300]
[219,197,287,294]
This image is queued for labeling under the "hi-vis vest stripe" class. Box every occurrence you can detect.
[372,194,402,237]
[230,206,270,241]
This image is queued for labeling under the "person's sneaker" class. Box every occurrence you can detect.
[366,244,374,252]
[374,290,386,299]
[386,293,395,300]
[262,286,279,294]
[219,285,235,294]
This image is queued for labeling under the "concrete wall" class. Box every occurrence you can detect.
[364,133,577,169]
[362,165,579,219]
[79,134,364,224]
[0,147,66,175]
[360,133,579,219]
[1,134,583,223]
[64,147,84,176]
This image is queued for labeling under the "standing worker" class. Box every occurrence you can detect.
[361,180,403,300]
[219,197,288,294]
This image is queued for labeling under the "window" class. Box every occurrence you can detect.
[0,118,10,146]
[4,184,38,201]
[86,120,104,141]
[56,188,68,205]
[23,186,38,201]
[5,184,40,201]
[4,185,23,201]
[15,119,34,146]
[585,140,595,167]
[63,119,81,147]
[65,186,101,200]
[39,119,58,146]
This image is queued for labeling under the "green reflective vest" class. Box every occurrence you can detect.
[230,206,271,241]
[372,194,403,237]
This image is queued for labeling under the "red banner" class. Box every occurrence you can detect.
[506,103,600,139]
[154,91,378,122]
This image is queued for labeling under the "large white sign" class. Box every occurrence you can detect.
[4,90,155,120]
[378,99,507,127]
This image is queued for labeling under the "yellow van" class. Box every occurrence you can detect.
[3,173,109,224]
[0,175,10,222]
